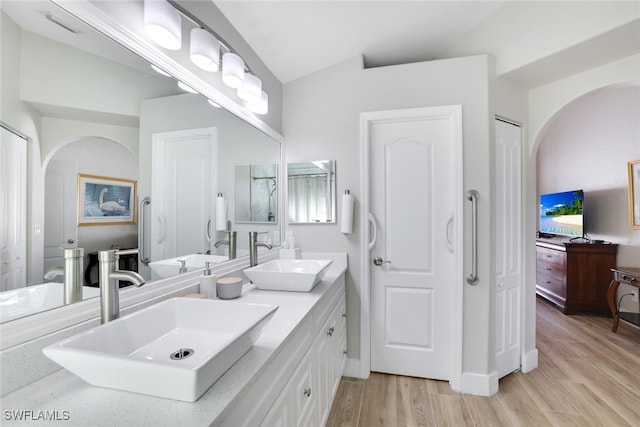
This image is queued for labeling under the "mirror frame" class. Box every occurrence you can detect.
[0,0,284,349]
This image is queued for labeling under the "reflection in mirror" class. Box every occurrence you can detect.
[235,164,278,223]
[0,1,281,324]
[288,161,337,224]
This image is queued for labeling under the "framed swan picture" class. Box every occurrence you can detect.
[78,174,137,226]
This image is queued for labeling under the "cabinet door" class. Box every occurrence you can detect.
[291,350,317,426]
[261,385,292,427]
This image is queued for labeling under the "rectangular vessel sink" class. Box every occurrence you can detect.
[43,298,278,402]
[244,259,333,292]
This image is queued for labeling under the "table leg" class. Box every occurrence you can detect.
[607,279,620,332]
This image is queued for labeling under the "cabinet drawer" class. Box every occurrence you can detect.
[536,272,566,301]
[537,247,565,268]
[536,248,566,279]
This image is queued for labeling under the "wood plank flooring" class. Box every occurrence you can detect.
[326,298,640,427]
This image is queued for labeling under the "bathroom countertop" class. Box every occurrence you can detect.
[1,254,347,427]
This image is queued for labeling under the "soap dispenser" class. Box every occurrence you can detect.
[200,262,217,299]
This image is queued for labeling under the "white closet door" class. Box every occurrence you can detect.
[495,118,523,378]
[369,106,461,380]
[44,160,78,279]
[151,128,217,261]
[0,126,27,291]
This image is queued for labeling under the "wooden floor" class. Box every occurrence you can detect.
[326,298,640,426]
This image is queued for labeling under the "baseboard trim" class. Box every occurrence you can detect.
[460,371,499,396]
[521,348,539,373]
[343,358,369,379]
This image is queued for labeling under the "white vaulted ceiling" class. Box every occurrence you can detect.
[214,1,506,83]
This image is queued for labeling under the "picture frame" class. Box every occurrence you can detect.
[628,159,640,229]
[78,174,137,226]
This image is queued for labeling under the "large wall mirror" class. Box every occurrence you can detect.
[288,160,336,224]
[0,1,281,325]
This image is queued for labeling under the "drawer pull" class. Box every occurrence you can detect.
[546,267,551,271]
[546,281,552,284]
[327,326,335,337]
[303,388,311,397]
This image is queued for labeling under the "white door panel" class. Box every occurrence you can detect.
[0,126,27,291]
[44,160,78,278]
[151,128,216,261]
[495,119,522,378]
[370,107,460,380]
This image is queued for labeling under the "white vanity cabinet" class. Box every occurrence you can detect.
[261,292,347,427]
[3,257,348,427]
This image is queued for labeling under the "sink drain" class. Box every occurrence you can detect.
[170,348,194,360]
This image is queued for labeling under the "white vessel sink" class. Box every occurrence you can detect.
[43,298,278,402]
[148,253,228,279]
[244,259,333,292]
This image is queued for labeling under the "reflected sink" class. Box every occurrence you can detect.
[43,298,278,402]
[244,259,333,292]
[148,253,229,279]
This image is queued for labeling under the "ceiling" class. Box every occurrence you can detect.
[214,1,506,84]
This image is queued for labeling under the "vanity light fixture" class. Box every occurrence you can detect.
[222,52,245,89]
[144,0,182,51]
[190,28,220,72]
[177,81,198,93]
[237,73,262,104]
[248,90,269,115]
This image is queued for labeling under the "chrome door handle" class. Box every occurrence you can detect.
[139,197,151,265]
[466,190,479,285]
[373,257,390,266]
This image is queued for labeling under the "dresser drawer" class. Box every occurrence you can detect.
[537,247,566,279]
[536,272,566,301]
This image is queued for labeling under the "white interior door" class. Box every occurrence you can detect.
[44,160,79,279]
[369,107,460,380]
[495,118,522,378]
[0,126,27,291]
[151,128,216,261]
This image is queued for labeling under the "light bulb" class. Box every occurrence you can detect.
[190,28,220,72]
[237,73,262,104]
[144,0,182,51]
[222,52,245,89]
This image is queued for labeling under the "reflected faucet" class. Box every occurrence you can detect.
[99,249,145,324]
[214,223,237,260]
[44,248,85,304]
[249,231,273,267]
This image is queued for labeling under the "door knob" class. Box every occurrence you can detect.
[373,257,390,266]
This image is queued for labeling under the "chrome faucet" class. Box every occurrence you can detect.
[214,230,237,260]
[44,248,85,304]
[249,231,273,267]
[98,249,145,324]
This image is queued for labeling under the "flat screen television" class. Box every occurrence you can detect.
[539,189,584,238]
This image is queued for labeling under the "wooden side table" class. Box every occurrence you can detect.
[607,267,640,332]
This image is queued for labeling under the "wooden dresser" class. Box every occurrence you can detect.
[536,238,618,314]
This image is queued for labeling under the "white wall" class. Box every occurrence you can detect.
[20,31,176,119]
[439,1,640,77]
[284,54,496,381]
[537,85,640,311]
